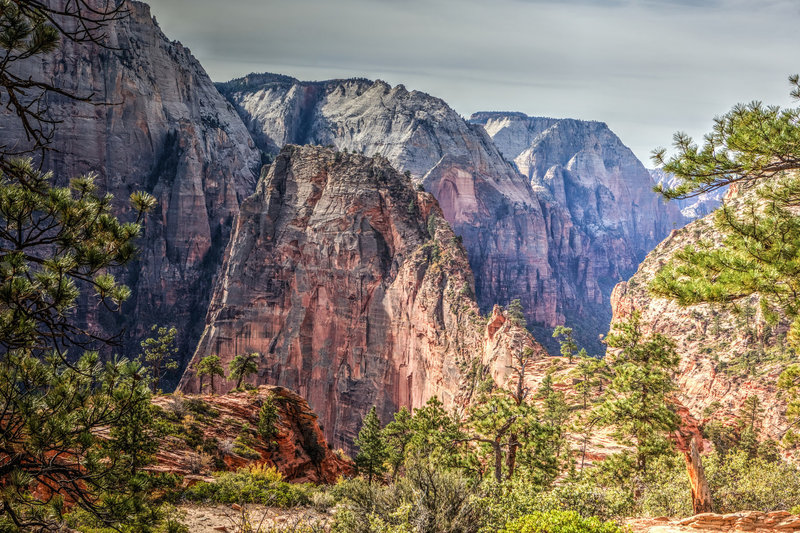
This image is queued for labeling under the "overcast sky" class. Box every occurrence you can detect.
[146,0,799,163]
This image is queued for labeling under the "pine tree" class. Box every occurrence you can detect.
[552,325,578,362]
[651,77,800,443]
[596,311,680,474]
[382,406,413,479]
[507,299,527,328]
[140,324,179,393]
[354,406,388,484]
[197,354,226,394]
[257,395,280,443]
[229,352,260,390]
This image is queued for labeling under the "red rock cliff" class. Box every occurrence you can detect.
[178,145,539,449]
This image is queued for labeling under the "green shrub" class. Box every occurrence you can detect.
[501,510,625,533]
[184,465,313,507]
[331,460,484,533]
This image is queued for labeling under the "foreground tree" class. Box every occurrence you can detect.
[0,160,157,529]
[651,76,800,442]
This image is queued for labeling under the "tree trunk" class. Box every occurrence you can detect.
[684,438,713,514]
[506,433,518,480]
[493,441,503,483]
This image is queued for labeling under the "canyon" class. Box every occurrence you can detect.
[0,0,732,448]
[220,77,687,352]
[178,145,539,448]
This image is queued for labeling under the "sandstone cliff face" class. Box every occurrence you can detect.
[0,0,261,372]
[472,112,688,350]
[218,75,558,343]
[610,214,791,443]
[179,145,539,449]
[219,76,690,354]
[151,386,353,483]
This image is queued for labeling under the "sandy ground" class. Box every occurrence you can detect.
[178,505,330,532]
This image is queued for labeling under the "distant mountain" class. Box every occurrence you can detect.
[218,76,688,353]
[648,168,725,219]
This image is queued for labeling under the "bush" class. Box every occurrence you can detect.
[331,460,484,533]
[501,510,625,533]
[184,465,313,507]
[479,475,633,531]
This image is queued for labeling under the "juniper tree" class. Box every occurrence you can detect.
[651,76,800,444]
[228,352,259,390]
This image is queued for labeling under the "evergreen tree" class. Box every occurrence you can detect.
[0,3,170,530]
[140,324,178,393]
[651,77,800,443]
[506,299,527,328]
[229,351,260,390]
[382,406,413,479]
[552,325,578,362]
[257,395,280,443]
[197,354,226,394]
[596,312,680,474]
[537,369,571,464]
[354,406,388,484]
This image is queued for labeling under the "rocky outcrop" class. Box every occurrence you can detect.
[151,386,352,483]
[472,112,688,350]
[610,211,791,444]
[628,512,800,533]
[218,75,558,344]
[178,145,540,449]
[0,0,261,374]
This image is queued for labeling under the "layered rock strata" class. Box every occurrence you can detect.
[610,211,791,444]
[0,0,261,372]
[179,146,539,449]
[219,76,688,353]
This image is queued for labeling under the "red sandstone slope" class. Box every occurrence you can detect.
[151,386,352,483]
[178,145,541,449]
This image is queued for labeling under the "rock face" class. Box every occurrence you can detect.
[610,210,791,443]
[471,112,688,349]
[151,386,352,483]
[627,512,800,533]
[0,0,261,373]
[179,145,539,449]
[218,74,556,342]
[219,75,688,353]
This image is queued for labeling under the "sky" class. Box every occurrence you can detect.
[145,0,800,164]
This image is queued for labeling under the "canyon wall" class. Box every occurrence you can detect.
[220,74,689,352]
[179,145,539,449]
[0,0,261,372]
